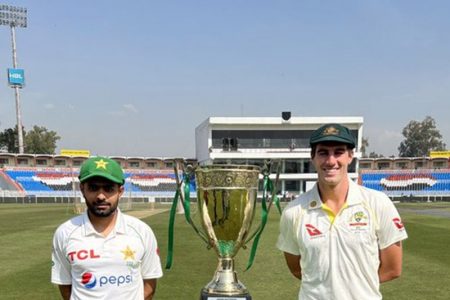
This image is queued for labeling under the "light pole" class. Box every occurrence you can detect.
[0,4,27,154]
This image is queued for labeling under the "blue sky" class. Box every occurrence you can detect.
[0,0,449,158]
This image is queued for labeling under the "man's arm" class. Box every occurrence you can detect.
[57,285,72,300]
[379,241,403,283]
[143,279,157,300]
[283,252,302,280]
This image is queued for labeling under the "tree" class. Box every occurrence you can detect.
[368,152,383,158]
[25,125,61,154]
[398,116,446,157]
[361,137,369,157]
[0,127,19,153]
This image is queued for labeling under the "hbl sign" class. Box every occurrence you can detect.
[7,68,25,87]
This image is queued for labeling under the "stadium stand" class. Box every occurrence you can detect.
[1,167,188,198]
[359,169,450,198]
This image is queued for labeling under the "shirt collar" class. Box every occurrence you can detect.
[306,179,362,210]
[82,208,127,236]
[307,184,322,210]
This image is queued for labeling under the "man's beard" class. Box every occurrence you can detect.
[86,200,118,217]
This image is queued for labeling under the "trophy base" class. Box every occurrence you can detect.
[200,290,252,300]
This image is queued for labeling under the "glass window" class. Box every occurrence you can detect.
[359,163,371,169]
[284,160,301,173]
[396,162,408,169]
[285,180,300,192]
[36,159,47,166]
[55,160,66,166]
[377,162,390,170]
[433,161,444,168]
[17,158,28,165]
[211,129,359,150]
[129,161,140,168]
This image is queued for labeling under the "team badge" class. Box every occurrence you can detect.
[94,159,108,169]
[121,245,136,260]
[349,211,368,227]
[323,126,339,136]
[122,245,140,269]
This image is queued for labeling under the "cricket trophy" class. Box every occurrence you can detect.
[166,162,280,300]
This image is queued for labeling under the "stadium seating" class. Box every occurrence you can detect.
[359,169,450,196]
[2,167,192,197]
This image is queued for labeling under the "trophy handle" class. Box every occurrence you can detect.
[174,161,210,244]
[165,161,209,270]
[243,160,282,270]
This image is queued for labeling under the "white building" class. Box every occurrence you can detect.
[195,114,364,196]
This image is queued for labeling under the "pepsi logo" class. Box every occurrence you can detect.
[81,272,97,289]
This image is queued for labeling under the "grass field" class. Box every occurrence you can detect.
[1,202,450,299]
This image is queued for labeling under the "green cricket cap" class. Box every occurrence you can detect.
[78,156,125,185]
[310,123,356,149]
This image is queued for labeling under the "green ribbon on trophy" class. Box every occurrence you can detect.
[165,186,179,269]
[166,165,207,269]
[245,162,281,270]
[165,161,281,299]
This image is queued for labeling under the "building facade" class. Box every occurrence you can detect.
[195,115,364,196]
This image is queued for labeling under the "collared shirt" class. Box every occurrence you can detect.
[277,180,407,300]
[51,209,163,300]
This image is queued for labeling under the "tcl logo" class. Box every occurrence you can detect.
[68,249,101,262]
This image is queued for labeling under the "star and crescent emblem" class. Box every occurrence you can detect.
[121,245,136,261]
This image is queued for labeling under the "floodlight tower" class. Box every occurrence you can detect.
[0,4,27,154]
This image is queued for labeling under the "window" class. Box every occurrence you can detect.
[414,162,424,169]
[284,160,301,173]
[129,161,140,168]
[377,162,390,170]
[396,162,408,169]
[147,162,157,168]
[433,161,444,168]
[165,162,173,168]
[72,160,83,166]
[211,129,359,149]
[285,180,300,192]
[17,158,28,165]
[0,158,9,165]
[359,163,371,169]
[36,159,47,166]
[55,160,66,166]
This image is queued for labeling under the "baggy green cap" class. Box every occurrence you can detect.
[78,156,125,185]
[309,123,356,148]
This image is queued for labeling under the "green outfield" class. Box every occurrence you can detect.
[1,202,450,299]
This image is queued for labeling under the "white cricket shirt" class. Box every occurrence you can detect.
[51,209,163,300]
[277,180,407,300]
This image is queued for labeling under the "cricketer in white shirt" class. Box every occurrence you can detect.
[277,180,408,300]
[51,209,163,300]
